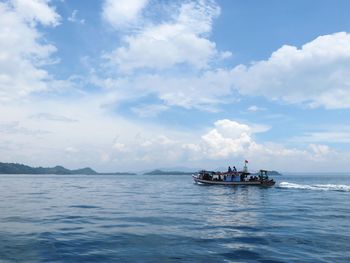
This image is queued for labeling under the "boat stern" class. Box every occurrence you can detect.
[261,179,276,186]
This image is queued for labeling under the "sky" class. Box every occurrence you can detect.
[1,0,350,172]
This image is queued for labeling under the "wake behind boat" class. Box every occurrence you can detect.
[193,161,275,186]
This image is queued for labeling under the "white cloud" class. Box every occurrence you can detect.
[247,105,266,112]
[0,1,60,101]
[104,0,228,72]
[68,9,85,24]
[249,123,271,133]
[0,95,193,170]
[179,119,338,171]
[95,0,234,110]
[0,97,346,172]
[12,0,60,26]
[231,32,350,109]
[101,30,350,111]
[106,69,234,110]
[102,0,148,29]
[200,119,254,158]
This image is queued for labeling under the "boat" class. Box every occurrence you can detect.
[192,162,275,186]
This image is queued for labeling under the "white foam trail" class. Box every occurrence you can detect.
[279,182,350,192]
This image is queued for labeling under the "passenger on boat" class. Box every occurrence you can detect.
[240,173,245,182]
[228,166,232,173]
[203,173,211,180]
[233,166,237,173]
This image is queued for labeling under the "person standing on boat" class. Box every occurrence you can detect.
[228,166,232,173]
[233,166,237,173]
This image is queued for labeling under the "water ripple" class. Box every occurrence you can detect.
[0,174,350,262]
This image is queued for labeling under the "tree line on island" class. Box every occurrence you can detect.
[0,162,135,175]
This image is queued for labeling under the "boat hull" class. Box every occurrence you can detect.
[193,176,275,186]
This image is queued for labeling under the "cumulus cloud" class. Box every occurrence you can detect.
[106,69,234,110]
[0,95,192,170]
[12,0,60,26]
[0,1,60,101]
[96,0,234,110]
[104,0,229,72]
[200,119,254,158]
[100,31,350,111]
[180,119,335,171]
[0,97,343,172]
[231,32,350,109]
[102,0,148,29]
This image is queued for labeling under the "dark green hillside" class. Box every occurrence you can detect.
[0,162,137,175]
[0,162,97,175]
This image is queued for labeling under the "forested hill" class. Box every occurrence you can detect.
[0,162,98,175]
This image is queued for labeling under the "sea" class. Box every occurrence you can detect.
[0,173,350,263]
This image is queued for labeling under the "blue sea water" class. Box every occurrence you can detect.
[0,173,350,263]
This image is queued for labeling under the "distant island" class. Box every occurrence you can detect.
[143,169,194,175]
[251,170,282,176]
[263,170,281,176]
[0,162,136,175]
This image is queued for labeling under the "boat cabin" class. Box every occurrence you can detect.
[193,165,275,186]
[258,170,269,180]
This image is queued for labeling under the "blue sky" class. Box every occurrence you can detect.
[1,0,350,172]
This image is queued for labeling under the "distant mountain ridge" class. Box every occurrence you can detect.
[265,170,282,176]
[251,170,282,176]
[143,169,194,175]
[0,162,135,175]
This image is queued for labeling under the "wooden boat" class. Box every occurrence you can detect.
[192,169,275,187]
